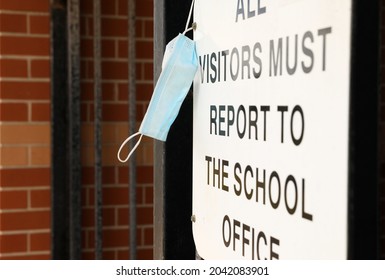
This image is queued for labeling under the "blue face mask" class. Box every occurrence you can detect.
[117,0,198,163]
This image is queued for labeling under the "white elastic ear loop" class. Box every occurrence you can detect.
[117,132,143,163]
[183,0,196,34]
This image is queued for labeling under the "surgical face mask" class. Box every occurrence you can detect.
[117,0,198,163]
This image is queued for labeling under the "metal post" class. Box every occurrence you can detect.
[128,0,137,260]
[93,0,103,260]
[68,0,82,260]
[51,0,70,260]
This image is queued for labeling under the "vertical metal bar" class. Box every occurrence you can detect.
[68,0,82,260]
[153,0,165,260]
[93,0,103,260]
[128,0,137,260]
[50,0,70,260]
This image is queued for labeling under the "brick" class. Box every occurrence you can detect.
[102,83,116,99]
[0,0,49,12]
[30,189,50,208]
[118,0,128,16]
[144,227,153,245]
[81,123,94,144]
[31,102,51,122]
[1,36,49,56]
[0,59,28,77]
[30,15,50,34]
[81,252,95,260]
[0,190,28,209]
[137,187,144,205]
[80,15,88,36]
[87,17,94,36]
[82,167,94,185]
[0,254,50,260]
[101,0,116,15]
[103,229,129,247]
[102,104,128,121]
[81,61,89,81]
[101,18,127,37]
[0,234,28,253]
[137,248,153,260]
[102,250,116,260]
[0,124,50,144]
[83,207,114,228]
[116,124,129,141]
[30,59,50,78]
[80,0,93,15]
[145,187,154,204]
[81,82,93,100]
[136,20,144,38]
[102,39,116,58]
[144,62,154,81]
[0,210,50,231]
[102,145,124,165]
[101,61,128,80]
[102,166,116,184]
[30,146,50,166]
[136,103,147,121]
[103,208,116,226]
[118,40,128,58]
[0,102,28,121]
[117,203,149,226]
[118,83,128,99]
[79,187,85,207]
[81,146,95,166]
[144,20,154,38]
[136,62,144,81]
[137,206,153,225]
[136,40,153,59]
[101,123,117,144]
[103,187,128,206]
[0,146,28,166]
[86,60,94,79]
[118,166,129,184]
[0,13,27,33]
[136,83,153,101]
[117,207,128,226]
[30,232,50,251]
[0,168,50,187]
[137,166,153,184]
[136,0,153,17]
[82,208,94,227]
[0,81,50,100]
[80,38,93,58]
[137,227,143,245]
[117,250,129,259]
[143,138,154,165]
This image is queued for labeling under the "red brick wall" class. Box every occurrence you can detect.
[0,0,154,260]
[79,0,154,260]
[0,0,51,259]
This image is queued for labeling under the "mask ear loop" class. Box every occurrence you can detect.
[183,0,196,35]
[117,132,143,163]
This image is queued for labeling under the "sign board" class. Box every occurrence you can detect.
[192,0,352,259]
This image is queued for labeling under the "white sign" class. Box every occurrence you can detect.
[192,0,352,259]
